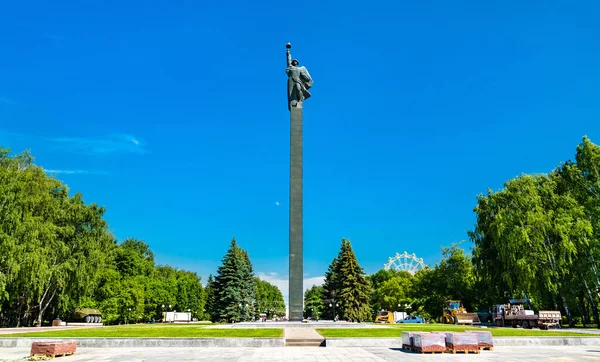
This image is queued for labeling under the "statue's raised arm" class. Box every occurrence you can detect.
[285,43,313,110]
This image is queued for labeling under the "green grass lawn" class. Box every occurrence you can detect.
[0,325,283,338]
[317,326,595,338]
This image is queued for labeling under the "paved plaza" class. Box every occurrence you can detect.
[2,346,600,361]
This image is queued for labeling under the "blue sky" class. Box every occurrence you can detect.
[1,1,599,305]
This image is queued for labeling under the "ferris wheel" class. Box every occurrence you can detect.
[383,251,426,275]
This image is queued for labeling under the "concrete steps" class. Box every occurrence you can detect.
[285,338,325,347]
[284,328,325,347]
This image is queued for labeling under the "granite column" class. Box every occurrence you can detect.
[288,106,303,321]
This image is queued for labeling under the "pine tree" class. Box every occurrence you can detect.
[337,239,371,322]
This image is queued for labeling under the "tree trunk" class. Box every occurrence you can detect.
[583,279,600,328]
[36,307,43,327]
[15,296,24,328]
[36,287,57,327]
[579,291,590,325]
[561,295,572,326]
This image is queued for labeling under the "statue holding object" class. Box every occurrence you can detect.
[286,43,313,110]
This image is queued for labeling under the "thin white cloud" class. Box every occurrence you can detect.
[46,133,148,155]
[256,272,325,317]
[44,169,109,175]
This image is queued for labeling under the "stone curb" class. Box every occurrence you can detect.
[325,337,600,347]
[4,336,599,348]
[0,337,285,348]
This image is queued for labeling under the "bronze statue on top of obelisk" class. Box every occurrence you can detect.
[286,42,312,321]
[286,43,313,110]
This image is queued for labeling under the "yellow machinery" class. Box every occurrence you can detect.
[374,310,395,324]
[440,300,481,325]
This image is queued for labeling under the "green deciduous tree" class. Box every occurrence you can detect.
[255,277,285,319]
[372,271,413,313]
[303,285,324,319]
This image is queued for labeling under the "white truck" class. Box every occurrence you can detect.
[491,299,561,330]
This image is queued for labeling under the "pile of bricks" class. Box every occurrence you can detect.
[402,331,493,354]
[30,342,77,358]
[472,330,494,350]
[445,332,479,353]
[412,332,447,353]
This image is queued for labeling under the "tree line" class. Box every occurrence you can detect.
[304,137,600,327]
[0,147,284,327]
[3,136,599,327]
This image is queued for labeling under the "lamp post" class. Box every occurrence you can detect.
[329,302,339,321]
[187,308,191,323]
[126,308,131,325]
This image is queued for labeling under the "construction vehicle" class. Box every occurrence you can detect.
[440,300,481,325]
[374,310,395,323]
[491,299,561,329]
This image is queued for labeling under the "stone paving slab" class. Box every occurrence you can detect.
[2,346,600,361]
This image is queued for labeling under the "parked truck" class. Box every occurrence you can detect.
[374,310,395,323]
[491,299,561,329]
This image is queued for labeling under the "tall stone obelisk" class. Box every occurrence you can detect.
[288,105,303,321]
[286,43,313,321]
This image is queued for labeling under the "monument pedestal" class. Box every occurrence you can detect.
[289,106,303,321]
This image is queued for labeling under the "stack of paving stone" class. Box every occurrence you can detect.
[444,332,480,353]
[30,341,77,358]
[413,332,446,353]
[401,331,413,350]
[471,330,494,350]
[401,331,423,350]
[402,330,494,354]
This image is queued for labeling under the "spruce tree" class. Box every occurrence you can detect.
[337,239,371,322]
[321,259,339,320]
[321,242,346,320]
[240,249,257,320]
[204,274,217,322]
[213,238,257,322]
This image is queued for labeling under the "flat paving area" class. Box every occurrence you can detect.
[2,346,600,361]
